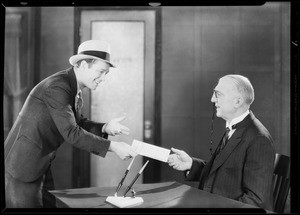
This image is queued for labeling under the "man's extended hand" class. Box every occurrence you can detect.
[167,148,193,171]
[103,116,130,136]
[109,141,137,160]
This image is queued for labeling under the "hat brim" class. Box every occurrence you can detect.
[69,54,116,68]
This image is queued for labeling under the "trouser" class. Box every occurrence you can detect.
[5,166,56,208]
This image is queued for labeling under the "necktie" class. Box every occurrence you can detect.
[219,123,240,152]
[199,127,230,189]
[199,122,240,189]
[75,90,83,119]
[220,127,230,151]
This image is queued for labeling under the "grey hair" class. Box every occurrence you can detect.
[221,74,255,106]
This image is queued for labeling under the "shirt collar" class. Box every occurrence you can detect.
[76,77,82,96]
[73,68,81,95]
[226,109,250,130]
[77,84,81,95]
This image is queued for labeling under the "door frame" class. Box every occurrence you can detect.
[72,6,162,188]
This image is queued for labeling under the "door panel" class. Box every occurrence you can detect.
[79,10,157,187]
[90,21,144,187]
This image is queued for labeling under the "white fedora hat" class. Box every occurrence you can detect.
[69,40,115,67]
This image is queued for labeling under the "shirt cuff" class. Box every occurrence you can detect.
[101,123,106,133]
[185,170,190,177]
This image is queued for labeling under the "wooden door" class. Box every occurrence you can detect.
[73,8,161,188]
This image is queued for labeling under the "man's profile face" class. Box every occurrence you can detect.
[211,77,239,121]
[82,59,110,90]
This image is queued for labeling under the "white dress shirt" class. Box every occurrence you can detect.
[226,110,250,139]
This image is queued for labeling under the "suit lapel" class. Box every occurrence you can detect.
[209,129,244,175]
[66,67,79,114]
[66,67,78,98]
[208,112,255,176]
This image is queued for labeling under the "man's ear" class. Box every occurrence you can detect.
[234,96,244,108]
[81,60,88,69]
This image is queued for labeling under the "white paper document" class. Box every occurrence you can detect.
[132,139,171,162]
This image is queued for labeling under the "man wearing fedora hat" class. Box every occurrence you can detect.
[4,40,137,208]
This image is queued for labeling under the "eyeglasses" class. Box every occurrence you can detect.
[213,90,224,99]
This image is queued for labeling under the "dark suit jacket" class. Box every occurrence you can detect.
[185,112,275,211]
[5,68,110,183]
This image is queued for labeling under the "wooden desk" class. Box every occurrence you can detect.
[49,181,266,212]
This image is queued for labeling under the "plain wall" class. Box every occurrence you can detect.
[159,3,290,184]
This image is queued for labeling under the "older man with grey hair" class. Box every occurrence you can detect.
[168,74,275,211]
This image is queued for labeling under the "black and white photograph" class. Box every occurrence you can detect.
[1,0,299,214]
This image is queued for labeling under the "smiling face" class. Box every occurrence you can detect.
[211,77,242,121]
[77,59,110,90]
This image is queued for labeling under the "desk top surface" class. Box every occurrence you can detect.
[49,181,261,210]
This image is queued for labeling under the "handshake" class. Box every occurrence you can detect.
[104,115,193,173]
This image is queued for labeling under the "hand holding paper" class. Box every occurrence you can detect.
[132,140,170,162]
[109,141,137,160]
[167,148,192,171]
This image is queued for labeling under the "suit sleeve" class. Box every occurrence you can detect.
[238,135,275,211]
[78,118,108,139]
[185,157,206,181]
[43,84,110,157]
